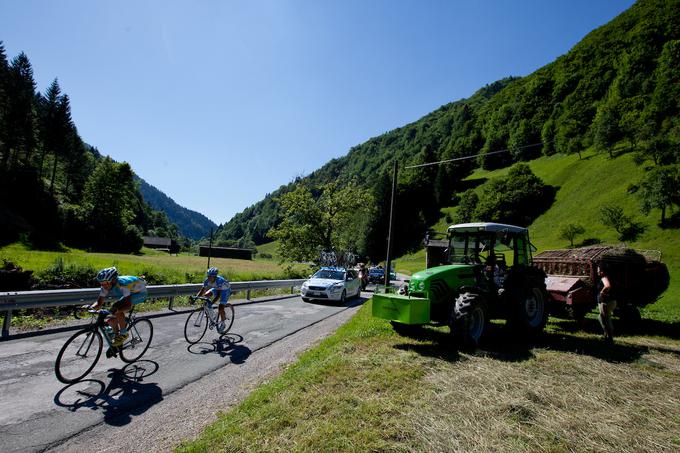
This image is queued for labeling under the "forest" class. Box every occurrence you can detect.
[216,0,679,261]
[0,43,189,252]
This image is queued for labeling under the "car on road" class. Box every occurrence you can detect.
[301,267,362,303]
[368,267,385,283]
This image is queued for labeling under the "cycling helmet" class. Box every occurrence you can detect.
[206,267,219,276]
[96,267,118,282]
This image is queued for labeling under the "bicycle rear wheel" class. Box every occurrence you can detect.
[120,318,153,363]
[184,309,208,344]
[55,328,103,384]
[220,304,235,335]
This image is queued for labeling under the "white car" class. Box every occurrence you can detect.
[301,267,362,303]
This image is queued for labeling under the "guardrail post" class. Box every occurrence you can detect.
[290,285,294,294]
[246,289,251,301]
[168,297,175,311]
[2,310,12,338]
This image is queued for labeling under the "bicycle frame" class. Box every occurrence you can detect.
[91,308,140,348]
[194,297,219,329]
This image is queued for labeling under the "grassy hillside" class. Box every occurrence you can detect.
[396,149,680,322]
[0,243,299,284]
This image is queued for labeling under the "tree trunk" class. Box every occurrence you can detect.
[49,153,58,193]
[38,149,47,179]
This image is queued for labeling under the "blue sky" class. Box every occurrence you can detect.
[1,0,635,224]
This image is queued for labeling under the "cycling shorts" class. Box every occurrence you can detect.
[206,287,231,304]
[119,291,148,305]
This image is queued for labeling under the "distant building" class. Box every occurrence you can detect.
[199,246,253,260]
[143,236,180,254]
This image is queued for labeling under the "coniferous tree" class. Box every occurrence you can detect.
[49,93,74,192]
[4,53,37,171]
[0,42,9,166]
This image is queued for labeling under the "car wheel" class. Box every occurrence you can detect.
[301,297,310,302]
[340,290,346,304]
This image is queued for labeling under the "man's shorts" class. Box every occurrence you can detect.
[112,291,148,311]
[206,287,231,304]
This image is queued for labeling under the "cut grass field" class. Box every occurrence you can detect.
[179,302,680,452]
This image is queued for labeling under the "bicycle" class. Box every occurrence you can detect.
[54,307,154,384]
[184,295,235,344]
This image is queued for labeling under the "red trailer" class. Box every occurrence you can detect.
[533,246,669,323]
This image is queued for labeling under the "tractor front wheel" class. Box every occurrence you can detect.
[451,292,489,349]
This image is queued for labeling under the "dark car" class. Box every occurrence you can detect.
[368,267,385,283]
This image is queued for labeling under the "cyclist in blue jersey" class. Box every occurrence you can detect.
[90,267,148,347]
[195,267,232,333]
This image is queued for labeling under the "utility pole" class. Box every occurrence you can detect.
[384,160,398,287]
[207,228,213,269]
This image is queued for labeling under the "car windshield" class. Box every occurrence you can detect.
[369,269,383,275]
[313,270,345,280]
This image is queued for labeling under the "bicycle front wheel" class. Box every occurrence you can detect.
[55,328,103,384]
[220,304,235,335]
[120,318,153,363]
[184,309,208,344]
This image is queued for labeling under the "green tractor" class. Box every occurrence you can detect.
[372,222,549,347]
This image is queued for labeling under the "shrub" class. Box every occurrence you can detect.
[35,258,97,289]
[559,223,586,247]
[473,163,554,226]
[599,204,645,241]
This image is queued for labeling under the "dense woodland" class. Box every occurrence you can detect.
[216,0,680,260]
[0,44,181,252]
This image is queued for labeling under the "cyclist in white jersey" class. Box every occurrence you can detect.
[195,267,232,333]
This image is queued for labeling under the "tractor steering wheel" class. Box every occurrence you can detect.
[468,253,487,265]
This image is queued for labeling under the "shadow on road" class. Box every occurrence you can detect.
[53,360,163,426]
[302,295,369,308]
[187,333,252,363]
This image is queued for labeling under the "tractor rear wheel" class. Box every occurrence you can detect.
[508,286,548,337]
[451,292,489,349]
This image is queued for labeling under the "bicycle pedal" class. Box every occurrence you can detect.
[106,347,118,358]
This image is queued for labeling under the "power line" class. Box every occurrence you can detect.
[404,141,546,169]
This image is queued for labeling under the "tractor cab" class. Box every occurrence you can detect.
[446,222,534,270]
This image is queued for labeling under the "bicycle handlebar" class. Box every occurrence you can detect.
[189,295,212,304]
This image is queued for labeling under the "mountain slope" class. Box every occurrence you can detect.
[137,178,217,240]
[217,0,679,260]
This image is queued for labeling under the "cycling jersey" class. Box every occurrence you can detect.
[99,275,148,305]
[203,275,231,304]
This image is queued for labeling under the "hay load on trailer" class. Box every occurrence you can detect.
[533,246,669,323]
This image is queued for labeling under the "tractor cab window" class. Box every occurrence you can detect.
[448,232,496,265]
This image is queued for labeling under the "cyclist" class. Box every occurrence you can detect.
[195,267,232,333]
[89,267,148,347]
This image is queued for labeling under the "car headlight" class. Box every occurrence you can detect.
[302,282,309,289]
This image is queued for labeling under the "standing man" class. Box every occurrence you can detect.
[597,262,616,344]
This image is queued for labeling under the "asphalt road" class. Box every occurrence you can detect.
[0,294,368,452]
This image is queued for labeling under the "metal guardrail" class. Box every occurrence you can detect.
[0,279,306,337]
